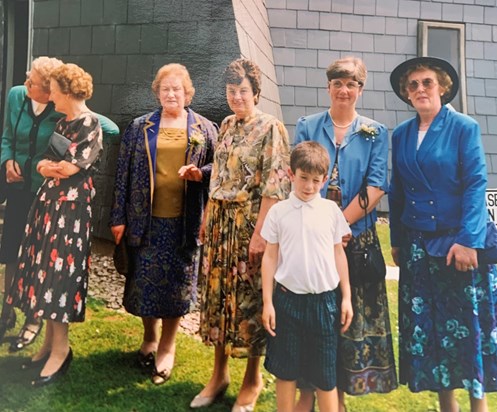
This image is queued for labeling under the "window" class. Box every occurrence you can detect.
[418,21,467,113]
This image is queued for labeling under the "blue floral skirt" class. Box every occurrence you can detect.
[123,217,199,318]
[398,229,497,398]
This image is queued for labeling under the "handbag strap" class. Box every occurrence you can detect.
[358,176,379,242]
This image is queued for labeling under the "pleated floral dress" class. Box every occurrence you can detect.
[5,113,103,323]
[199,110,291,357]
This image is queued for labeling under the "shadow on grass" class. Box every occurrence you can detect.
[0,348,245,412]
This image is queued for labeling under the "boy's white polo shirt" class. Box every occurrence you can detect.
[261,192,351,294]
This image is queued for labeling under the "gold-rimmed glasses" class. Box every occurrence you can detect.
[329,80,363,90]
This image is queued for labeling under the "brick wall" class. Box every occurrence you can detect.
[266,0,497,210]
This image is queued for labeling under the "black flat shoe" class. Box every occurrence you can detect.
[0,309,16,341]
[9,320,43,352]
[21,351,51,370]
[31,348,73,387]
[137,350,155,370]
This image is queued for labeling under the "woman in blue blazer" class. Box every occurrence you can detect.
[389,57,497,412]
[295,56,398,412]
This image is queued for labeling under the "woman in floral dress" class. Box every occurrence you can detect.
[110,63,217,385]
[4,63,103,386]
[294,56,397,411]
[190,59,291,412]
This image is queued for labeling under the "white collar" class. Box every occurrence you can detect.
[289,191,322,208]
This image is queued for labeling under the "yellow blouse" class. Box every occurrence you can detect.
[152,128,187,218]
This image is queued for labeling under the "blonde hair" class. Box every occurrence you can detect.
[50,63,93,100]
[151,63,195,106]
[326,56,367,86]
[30,56,64,92]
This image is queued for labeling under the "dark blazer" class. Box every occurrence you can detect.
[109,107,217,253]
[389,105,487,249]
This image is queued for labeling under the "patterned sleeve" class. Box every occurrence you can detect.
[64,113,103,170]
[260,117,291,200]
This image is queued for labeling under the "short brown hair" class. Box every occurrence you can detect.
[222,58,261,104]
[326,56,367,86]
[50,63,93,100]
[291,141,330,176]
[151,63,195,106]
[398,63,453,101]
[31,56,64,93]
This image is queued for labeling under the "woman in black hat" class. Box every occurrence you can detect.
[389,56,497,412]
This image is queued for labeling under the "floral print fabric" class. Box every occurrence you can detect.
[338,229,398,394]
[199,110,290,358]
[5,113,102,323]
[398,229,497,398]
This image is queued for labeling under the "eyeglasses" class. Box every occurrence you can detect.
[25,71,41,89]
[329,80,363,90]
[406,78,437,92]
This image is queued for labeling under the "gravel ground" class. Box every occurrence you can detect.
[88,252,200,338]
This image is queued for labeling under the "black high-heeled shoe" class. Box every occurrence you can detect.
[0,308,16,342]
[31,348,73,387]
[21,351,51,370]
[9,319,43,352]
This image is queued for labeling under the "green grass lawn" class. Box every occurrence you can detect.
[1,229,496,411]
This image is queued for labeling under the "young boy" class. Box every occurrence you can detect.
[261,141,353,412]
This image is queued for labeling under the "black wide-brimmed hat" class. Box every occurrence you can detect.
[390,56,459,106]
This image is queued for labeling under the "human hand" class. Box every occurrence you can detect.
[111,224,126,245]
[262,302,276,336]
[249,232,266,265]
[447,243,478,272]
[340,298,353,333]
[6,159,24,183]
[342,233,352,248]
[38,161,67,179]
[391,247,401,266]
[178,164,202,182]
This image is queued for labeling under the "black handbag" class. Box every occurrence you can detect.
[113,238,130,276]
[345,178,386,286]
[44,131,71,161]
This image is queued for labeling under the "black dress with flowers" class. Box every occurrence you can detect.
[5,113,102,323]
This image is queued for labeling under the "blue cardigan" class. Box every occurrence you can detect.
[389,105,487,249]
[109,107,217,252]
[295,111,389,237]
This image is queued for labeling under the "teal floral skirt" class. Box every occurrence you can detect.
[337,229,398,395]
[398,229,497,398]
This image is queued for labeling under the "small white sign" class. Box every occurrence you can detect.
[486,189,497,223]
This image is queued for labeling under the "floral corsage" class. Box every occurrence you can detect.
[358,124,379,141]
[189,131,206,148]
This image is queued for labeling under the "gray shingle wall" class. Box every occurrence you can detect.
[31,0,243,239]
[233,0,283,119]
[267,0,497,202]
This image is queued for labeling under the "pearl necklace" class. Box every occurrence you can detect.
[330,110,356,129]
[331,118,355,129]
